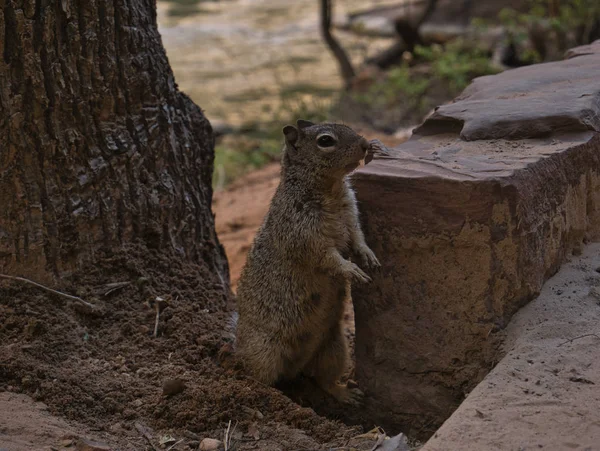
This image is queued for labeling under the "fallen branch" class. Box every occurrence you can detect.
[224,420,232,451]
[0,274,95,309]
[557,333,600,347]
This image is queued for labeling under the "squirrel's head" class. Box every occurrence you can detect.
[281,120,369,178]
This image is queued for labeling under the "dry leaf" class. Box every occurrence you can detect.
[372,433,410,451]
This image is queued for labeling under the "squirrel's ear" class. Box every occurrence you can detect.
[297,119,315,130]
[283,125,299,147]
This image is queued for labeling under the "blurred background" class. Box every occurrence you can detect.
[156,0,599,190]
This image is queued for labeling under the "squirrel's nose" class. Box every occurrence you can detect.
[359,137,369,151]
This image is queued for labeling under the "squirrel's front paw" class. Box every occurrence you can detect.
[355,244,381,269]
[342,261,372,284]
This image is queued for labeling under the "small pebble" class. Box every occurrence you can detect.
[199,438,222,451]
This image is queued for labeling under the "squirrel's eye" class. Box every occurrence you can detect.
[317,135,336,148]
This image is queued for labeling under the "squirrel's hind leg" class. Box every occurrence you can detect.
[303,322,364,406]
[238,333,305,386]
[237,332,287,385]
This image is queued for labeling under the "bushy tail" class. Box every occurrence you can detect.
[228,311,239,334]
[223,311,238,350]
[218,311,239,368]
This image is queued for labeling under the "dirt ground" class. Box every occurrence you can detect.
[0,244,369,451]
[0,391,117,451]
[0,129,410,451]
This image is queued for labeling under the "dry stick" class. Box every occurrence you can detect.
[230,421,238,448]
[101,281,131,296]
[153,306,161,338]
[224,420,239,451]
[557,333,600,347]
[224,420,232,451]
[0,274,95,308]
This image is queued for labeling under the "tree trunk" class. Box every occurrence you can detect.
[320,0,355,90]
[0,0,229,287]
[394,0,438,53]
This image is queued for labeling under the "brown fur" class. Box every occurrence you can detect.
[234,120,380,405]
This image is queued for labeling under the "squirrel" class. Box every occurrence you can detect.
[234,120,388,405]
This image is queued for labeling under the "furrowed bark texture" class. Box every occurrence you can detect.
[0,0,229,284]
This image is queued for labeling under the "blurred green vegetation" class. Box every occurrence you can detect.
[350,38,500,127]
[476,0,600,64]
[415,40,500,93]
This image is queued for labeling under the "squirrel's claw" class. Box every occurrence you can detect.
[343,261,372,284]
[346,387,365,407]
[355,245,381,269]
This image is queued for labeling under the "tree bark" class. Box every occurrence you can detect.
[0,0,229,287]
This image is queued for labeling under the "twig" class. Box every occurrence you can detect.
[224,420,232,451]
[99,281,131,296]
[0,274,95,308]
[149,296,169,338]
[166,438,184,451]
[134,422,159,451]
[223,420,240,451]
[153,307,161,338]
[557,333,600,347]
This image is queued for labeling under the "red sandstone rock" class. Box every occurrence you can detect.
[415,40,600,141]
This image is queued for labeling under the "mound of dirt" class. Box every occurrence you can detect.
[0,244,362,450]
